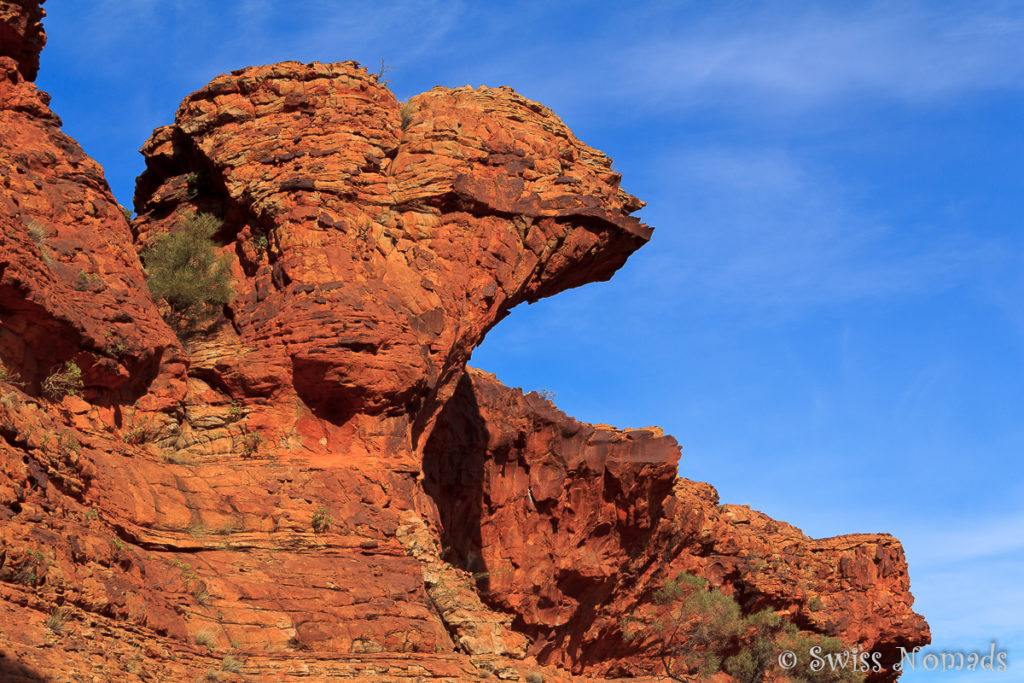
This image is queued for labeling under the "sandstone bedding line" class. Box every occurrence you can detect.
[1,1,928,681]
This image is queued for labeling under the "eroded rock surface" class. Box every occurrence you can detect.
[0,0,44,81]
[1,0,184,410]
[132,60,648,457]
[424,369,930,677]
[0,2,928,681]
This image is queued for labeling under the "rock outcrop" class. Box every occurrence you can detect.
[0,0,44,81]
[131,60,648,458]
[424,370,929,676]
[1,0,184,412]
[0,2,929,681]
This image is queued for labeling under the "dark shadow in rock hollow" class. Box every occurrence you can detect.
[0,653,47,682]
[421,370,487,575]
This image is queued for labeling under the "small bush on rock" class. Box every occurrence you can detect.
[312,505,331,533]
[400,101,415,130]
[41,361,83,400]
[45,606,71,634]
[221,655,244,673]
[141,212,233,334]
[194,629,216,648]
[27,221,47,245]
[640,572,865,682]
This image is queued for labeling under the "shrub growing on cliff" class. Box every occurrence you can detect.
[27,221,48,245]
[639,572,865,683]
[41,361,83,400]
[312,505,331,533]
[142,212,234,333]
[44,606,71,635]
[400,101,415,130]
[194,629,216,649]
[241,429,264,457]
[221,655,244,673]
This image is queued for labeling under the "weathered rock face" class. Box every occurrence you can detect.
[424,370,680,663]
[132,60,649,453]
[424,370,930,677]
[651,485,930,672]
[0,0,44,81]
[0,4,929,681]
[0,0,184,409]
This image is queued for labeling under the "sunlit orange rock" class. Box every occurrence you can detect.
[0,2,928,680]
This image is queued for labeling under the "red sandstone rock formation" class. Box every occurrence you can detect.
[0,2,928,681]
[131,59,648,458]
[0,0,43,81]
[424,370,929,677]
[0,0,185,413]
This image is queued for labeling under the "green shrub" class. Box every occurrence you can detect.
[312,505,331,533]
[724,649,757,682]
[41,361,83,400]
[644,572,865,683]
[400,101,415,130]
[241,429,263,457]
[684,586,743,646]
[74,270,103,292]
[13,549,47,585]
[103,330,127,357]
[776,627,866,682]
[723,610,784,683]
[654,572,704,604]
[141,213,233,332]
[181,171,203,199]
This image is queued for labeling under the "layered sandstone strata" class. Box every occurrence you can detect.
[0,2,929,681]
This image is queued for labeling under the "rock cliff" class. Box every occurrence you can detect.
[0,2,928,681]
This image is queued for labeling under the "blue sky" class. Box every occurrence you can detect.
[37,1,1023,678]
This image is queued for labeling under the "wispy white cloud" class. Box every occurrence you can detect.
[50,0,466,89]
[894,359,955,419]
[906,558,1024,650]
[621,3,1024,112]
[637,147,996,309]
[460,2,1024,122]
[65,2,1024,122]
[903,514,1024,566]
